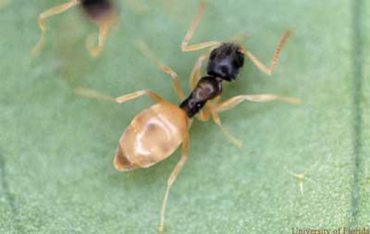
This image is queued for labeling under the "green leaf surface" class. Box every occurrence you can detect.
[0,0,369,233]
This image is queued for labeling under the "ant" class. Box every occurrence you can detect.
[32,0,118,58]
[76,2,300,233]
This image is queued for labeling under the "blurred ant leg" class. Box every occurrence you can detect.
[136,40,186,100]
[87,19,116,58]
[211,94,301,146]
[181,2,221,52]
[195,96,221,122]
[195,103,211,122]
[114,90,164,103]
[74,87,163,103]
[215,94,301,113]
[245,30,292,75]
[32,0,79,57]
[189,54,208,89]
[159,133,190,234]
[209,108,242,148]
[188,54,211,121]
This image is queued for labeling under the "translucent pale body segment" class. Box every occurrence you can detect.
[114,101,188,170]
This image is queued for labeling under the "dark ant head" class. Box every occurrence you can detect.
[207,43,245,81]
[81,0,114,21]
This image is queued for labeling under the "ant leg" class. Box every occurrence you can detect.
[196,103,211,121]
[86,22,110,58]
[159,132,190,234]
[245,30,292,75]
[216,94,301,113]
[195,96,222,122]
[209,105,243,148]
[208,94,301,147]
[86,17,117,58]
[114,90,163,103]
[188,54,212,121]
[189,54,208,89]
[181,2,221,52]
[32,0,79,57]
[136,41,186,100]
[74,87,163,103]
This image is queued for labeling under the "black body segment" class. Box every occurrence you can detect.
[207,43,245,81]
[180,76,223,117]
[81,0,114,20]
[179,43,245,118]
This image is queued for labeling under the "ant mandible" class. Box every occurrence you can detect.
[76,2,300,233]
[32,0,118,58]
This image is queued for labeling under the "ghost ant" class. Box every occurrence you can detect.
[76,2,300,233]
[32,0,118,58]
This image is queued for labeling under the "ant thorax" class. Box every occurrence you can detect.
[180,43,245,118]
[179,76,222,118]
